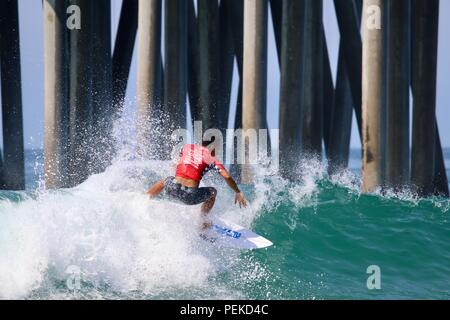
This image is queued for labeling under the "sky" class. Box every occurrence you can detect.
[2,0,449,149]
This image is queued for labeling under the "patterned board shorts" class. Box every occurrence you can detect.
[164,177,216,205]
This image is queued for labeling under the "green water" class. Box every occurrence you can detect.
[0,151,449,300]
[247,180,450,299]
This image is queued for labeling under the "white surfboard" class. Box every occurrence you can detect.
[200,218,273,250]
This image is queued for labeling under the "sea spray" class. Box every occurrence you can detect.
[0,155,278,299]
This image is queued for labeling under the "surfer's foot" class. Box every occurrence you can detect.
[201,220,213,230]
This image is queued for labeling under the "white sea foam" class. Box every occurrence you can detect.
[0,152,279,299]
[0,113,277,299]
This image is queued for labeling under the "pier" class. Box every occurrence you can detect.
[0,0,447,197]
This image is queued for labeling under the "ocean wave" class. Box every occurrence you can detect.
[0,117,449,299]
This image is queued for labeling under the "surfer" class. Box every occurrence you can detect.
[146,142,247,225]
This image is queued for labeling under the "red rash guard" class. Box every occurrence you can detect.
[175,144,225,183]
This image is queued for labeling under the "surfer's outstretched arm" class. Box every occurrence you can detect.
[219,170,247,208]
[146,180,165,198]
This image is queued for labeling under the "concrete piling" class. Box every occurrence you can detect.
[217,0,235,132]
[0,0,25,190]
[197,0,220,131]
[279,0,305,179]
[68,0,94,186]
[163,0,188,159]
[328,2,362,174]
[112,0,138,114]
[385,0,410,188]
[187,0,201,130]
[0,0,445,197]
[411,0,440,196]
[91,0,113,172]
[242,0,269,183]
[43,0,70,188]
[269,0,282,66]
[301,0,323,156]
[136,0,163,159]
[361,0,384,193]
[434,124,449,197]
[328,47,354,174]
[322,25,334,157]
[334,0,363,137]
[228,0,244,181]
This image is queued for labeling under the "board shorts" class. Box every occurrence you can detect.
[164,177,216,205]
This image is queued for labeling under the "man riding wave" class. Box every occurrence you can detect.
[147,142,247,225]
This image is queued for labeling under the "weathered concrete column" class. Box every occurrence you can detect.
[434,124,449,197]
[43,0,70,189]
[328,47,354,174]
[163,0,187,159]
[322,24,334,157]
[230,81,243,182]
[217,0,234,132]
[269,0,282,66]
[411,0,439,196]
[91,0,113,173]
[301,0,323,156]
[334,0,363,138]
[68,0,94,186]
[187,0,201,128]
[112,0,138,114]
[0,154,3,187]
[228,0,244,124]
[136,0,162,159]
[0,0,25,190]
[228,0,244,181]
[197,0,220,131]
[279,0,305,180]
[361,0,384,193]
[229,0,244,74]
[385,0,410,188]
[328,1,362,175]
[92,0,112,125]
[242,0,268,183]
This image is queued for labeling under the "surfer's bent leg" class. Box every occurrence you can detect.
[200,187,217,215]
[179,185,216,212]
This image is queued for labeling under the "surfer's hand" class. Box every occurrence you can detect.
[235,192,247,208]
